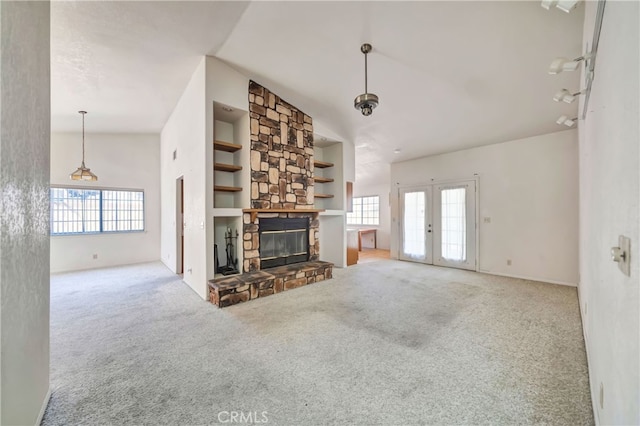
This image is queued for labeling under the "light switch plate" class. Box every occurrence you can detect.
[618,235,631,277]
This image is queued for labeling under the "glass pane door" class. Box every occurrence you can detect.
[399,187,432,264]
[433,181,476,270]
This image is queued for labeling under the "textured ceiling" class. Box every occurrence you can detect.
[51,1,584,185]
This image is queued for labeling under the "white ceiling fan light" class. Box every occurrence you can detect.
[556,115,578,127]
[354,43,379,117]
[553,88,584,103]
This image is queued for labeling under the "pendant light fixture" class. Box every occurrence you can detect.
[354,43,379,116]
[70,110,98,181]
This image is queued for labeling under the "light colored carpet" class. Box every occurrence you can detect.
[42,260,593,425]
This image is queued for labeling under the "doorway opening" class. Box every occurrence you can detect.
[399,179,477,271]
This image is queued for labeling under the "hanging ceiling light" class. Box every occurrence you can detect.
[354,43,379,116]
[70,111,98,181]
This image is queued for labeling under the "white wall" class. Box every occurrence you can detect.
[352,181,391,250]
[390,130,579,286]
[0,2,51,424]
[50,133,160,273]
[160,58,207,299]
[343,140,355,184]
[578,2,639,424]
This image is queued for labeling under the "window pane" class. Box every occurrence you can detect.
[50,188,100,235]
[103,190,144,232]
[346,196,379,226]
[403,191,425,257]
[50,187,144,235]
[441,187,466,261]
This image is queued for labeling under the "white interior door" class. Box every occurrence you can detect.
[399,180,476,271]
[399,187,433,264]
[433,181,476,270]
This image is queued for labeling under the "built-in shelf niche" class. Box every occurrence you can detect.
[213,103,249,209]
[313,141,344,210]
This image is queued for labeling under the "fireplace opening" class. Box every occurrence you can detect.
[259,217,309,269]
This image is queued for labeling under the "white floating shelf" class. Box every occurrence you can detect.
[212,208,243,217]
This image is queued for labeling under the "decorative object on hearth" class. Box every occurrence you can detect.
[70,111,98,181]
[354,43,379,116]
[214,244,220,274]
[219,227,239,276]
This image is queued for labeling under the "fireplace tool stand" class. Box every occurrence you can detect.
[217,227,239,276]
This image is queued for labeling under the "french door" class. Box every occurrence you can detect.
[399,180,476,271]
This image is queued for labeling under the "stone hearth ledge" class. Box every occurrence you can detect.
[209,261,333,308]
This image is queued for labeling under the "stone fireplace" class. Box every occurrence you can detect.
[208,81,333,308]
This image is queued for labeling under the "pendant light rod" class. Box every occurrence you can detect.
[80,110,87,165]
[364,48,368,93]
[361,43,372,94]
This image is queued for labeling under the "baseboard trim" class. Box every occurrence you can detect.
[51,259,162,275]
[477,270,577,287]
[36,387,51,426]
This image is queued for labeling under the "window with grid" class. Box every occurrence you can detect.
[50,187,144,235]
[347,196,379,225]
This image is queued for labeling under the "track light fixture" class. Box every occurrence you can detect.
[545,0,605,125]
[553,89,584,104]
[548,53,593,74]
[541,0,581,13]
[556,115,578,127]
[354,43,379,116]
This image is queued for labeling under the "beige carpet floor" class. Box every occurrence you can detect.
[42,260,593,425]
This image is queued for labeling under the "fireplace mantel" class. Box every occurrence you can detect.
[242,208,325,222]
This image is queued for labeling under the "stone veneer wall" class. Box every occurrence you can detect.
[248,80,314,209]
[244,81,319,273]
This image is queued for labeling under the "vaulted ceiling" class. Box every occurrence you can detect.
[51,1,584,185]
